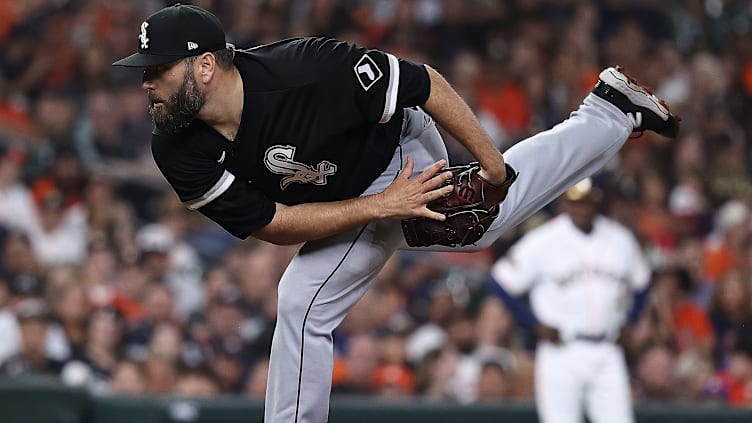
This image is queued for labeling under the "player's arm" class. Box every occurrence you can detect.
[489,236,562,343]
[310,39,505,183]
[625,230,652,324]
[486,276,537,329]
[421,66,507,184]
[154,131,455,245]
[253,156,453,245]
[158,153,452,245]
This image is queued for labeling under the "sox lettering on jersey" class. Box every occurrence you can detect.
[264,145,337,189]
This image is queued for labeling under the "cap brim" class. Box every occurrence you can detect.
[112,52,183,67]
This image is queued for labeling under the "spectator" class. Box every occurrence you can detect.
[125,283,177,359]
[442,309,482,404]
[674,350,724,404]
[332,332,379,395]
[82,175,137,259]
[47,279,89,358]
[136,222,203,317]
[474,295,517,350]
[245,357,270,398]
[209,343,247,394]
[414,346,457,402]
[0,143,37,234]
[108,359,146,396]
[371,330,415,398]
[0,298,63,377]
[702,200,750,283]
[715,330,752,407]
[709,270,752,368]
[634,344,677,402]
[475,357,514,402]
[27,188,87,266]
[74,307,124,384]
[174,366,220,397]
[404,281,454,366]
[3,231,43,281]
[643,267,714,356]
[143,353,177,395]
[30,147,89,210]
[0,275,20,365]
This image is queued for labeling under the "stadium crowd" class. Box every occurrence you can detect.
[0,0,752,407]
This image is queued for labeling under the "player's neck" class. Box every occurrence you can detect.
[575,223,593,234]
[198,67,244,141]
[568,215,594,234]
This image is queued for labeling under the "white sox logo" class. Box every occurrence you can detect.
[264,145,337,190]
[139,22,149,49]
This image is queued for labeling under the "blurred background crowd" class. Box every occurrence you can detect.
[0,0,752,409]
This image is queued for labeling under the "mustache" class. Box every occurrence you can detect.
[147,93,166,104]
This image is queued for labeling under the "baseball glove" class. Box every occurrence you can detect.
[401,162,518,247]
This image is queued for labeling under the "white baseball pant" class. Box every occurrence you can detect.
[536,341,634,423]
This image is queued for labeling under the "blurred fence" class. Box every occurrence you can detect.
[1,376,751,423]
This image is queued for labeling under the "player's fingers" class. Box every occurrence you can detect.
[425,184,454,201]
[415,159,446,183]
[399,155,414,180]
[426,171,453,191]
[420,207,446,221]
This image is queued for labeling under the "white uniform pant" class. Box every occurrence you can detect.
[265,94,632,423]
[536,341,634,423]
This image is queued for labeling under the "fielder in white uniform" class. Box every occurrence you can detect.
[491,178,650,423]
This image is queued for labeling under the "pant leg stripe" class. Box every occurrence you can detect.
[294,225,368,423]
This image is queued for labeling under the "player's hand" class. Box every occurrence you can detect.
[376,155,454,221]
[534,323,561,345]
[616,326,631,348]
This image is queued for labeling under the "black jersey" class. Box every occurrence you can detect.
[151,37,431,239]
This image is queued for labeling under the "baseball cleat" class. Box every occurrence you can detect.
[592,66,680,139]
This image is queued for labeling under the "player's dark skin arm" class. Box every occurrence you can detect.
[422,65,507,184]
[253,156,454,245]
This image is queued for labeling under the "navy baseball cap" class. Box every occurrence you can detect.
[112,3,226,67]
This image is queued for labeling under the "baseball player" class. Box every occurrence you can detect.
[490,178,650,423]
[112,4,679,423]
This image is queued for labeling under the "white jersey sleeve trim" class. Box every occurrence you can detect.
[184,170,235,210]
[379,53,400,124]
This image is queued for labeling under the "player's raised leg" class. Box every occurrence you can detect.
[491,66,679,236]
[418,66,680,252]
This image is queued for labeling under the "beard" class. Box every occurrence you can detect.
[148,68,205,135]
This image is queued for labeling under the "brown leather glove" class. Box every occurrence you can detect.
[401,162,518,247]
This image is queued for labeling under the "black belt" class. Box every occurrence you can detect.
[574,333,608,343]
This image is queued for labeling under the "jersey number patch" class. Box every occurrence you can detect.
[264,145,337,190]
[353,54,383,91]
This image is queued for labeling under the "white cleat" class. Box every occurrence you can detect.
[592,66,680,138]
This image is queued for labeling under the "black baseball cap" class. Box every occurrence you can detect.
[112,3,226,68]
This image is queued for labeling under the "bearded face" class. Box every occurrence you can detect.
[148,61,205,135]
